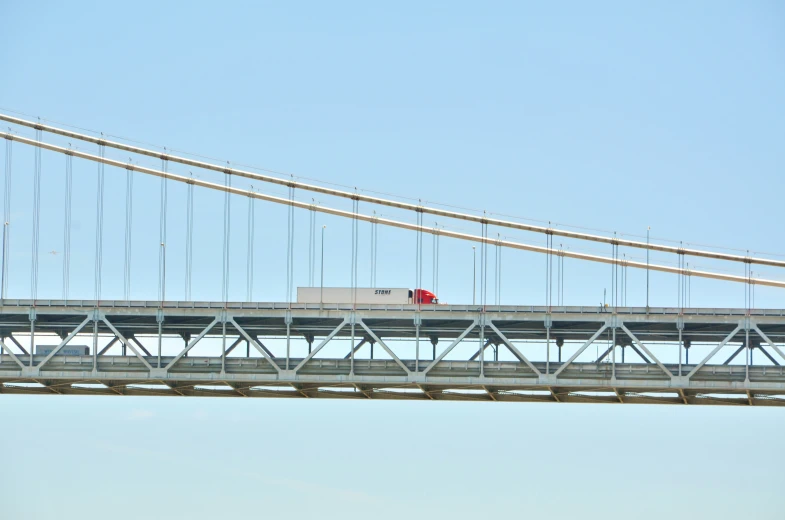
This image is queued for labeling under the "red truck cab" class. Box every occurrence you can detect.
[412,289,439,304]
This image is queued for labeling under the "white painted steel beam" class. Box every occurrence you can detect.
[164,317,220,370]
[619,324,672,378]
[552,324,609,377]
[0,339,26,369]
[3,114,783,269]
[752,325,785,364]
[488,322,541,376]
[423,320,478,374]
[358,320,411,374]
[229,318,282,372]
[686,325,743,379]
[292,319,347,373]
[102,317,154,371]
[36,315,92,369]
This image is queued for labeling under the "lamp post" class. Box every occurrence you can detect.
[320,225,326,304]
[472,246,476,305]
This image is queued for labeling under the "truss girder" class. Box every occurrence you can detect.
[0,304,784,406]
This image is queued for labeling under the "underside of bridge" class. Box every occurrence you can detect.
[2,301,785,406]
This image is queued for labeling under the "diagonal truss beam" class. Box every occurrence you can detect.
[37,316,92,370]
[752,326,785,365]
[3,131,783,289]
[7,335,29,356]
[358,321,411,374]
[292,319,347,373]
[102,317,154,371]
[97,337,119,356]
[686,325,743,379]
[488,322,542,376]
[223,337,245,356]
[423,320,478,375]
[229,318,282,372]
[165,317,220,370]
[343,338,367,360]
[469,339,493,361]
[619,324,672,378]
[628,344,652,363]
[552,324,609,377]
[0,339,26,369]
[129,336,153,356]
[5,113,784,270]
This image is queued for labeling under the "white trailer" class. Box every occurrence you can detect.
[35,345,90,356]
[297,287,413,304]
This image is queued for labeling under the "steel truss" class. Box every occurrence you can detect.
[2,301,785,406]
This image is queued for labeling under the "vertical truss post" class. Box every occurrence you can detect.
[677,317,684,376]
[221,312,227,375]
[91,310,98,372]
[350,312,355,376]
[745,320,750,383]
[414,313,421,373]
[479,314,485,378]
[544,315,552,375]
[28,309,35,367]
[157,309,164,369]
[611,325,616,380]
[285,311,292,371]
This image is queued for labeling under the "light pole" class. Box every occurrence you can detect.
[320,225,326,304]
[472,246,476,305]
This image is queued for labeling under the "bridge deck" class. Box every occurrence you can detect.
[1,301,784,406]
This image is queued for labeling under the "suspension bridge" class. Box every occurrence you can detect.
[1,112,784,405]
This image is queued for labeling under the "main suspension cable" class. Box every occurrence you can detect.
[9,134,784,289]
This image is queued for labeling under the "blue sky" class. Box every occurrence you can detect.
[1,1,784,518]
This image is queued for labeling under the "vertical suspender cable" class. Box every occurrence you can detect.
[285,181,295,303]
[351,192,359,305]
[1,135,11,299]
[222,166,232,303]
[432,222,439,295]
[31,127,42,299]
[481,214,488,308]
[185,174,194,300]
[123,161,133,300]
[308,200,315,287]
[246,188,255,301]
[371,211,378,287]
[63,150,73,300]
[415,202,423,301]
[159,157,168,302]
[94,140,105,300]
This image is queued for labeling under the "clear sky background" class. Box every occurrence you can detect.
[1,1,784,518]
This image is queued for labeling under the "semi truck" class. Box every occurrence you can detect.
[297,287,439,305]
